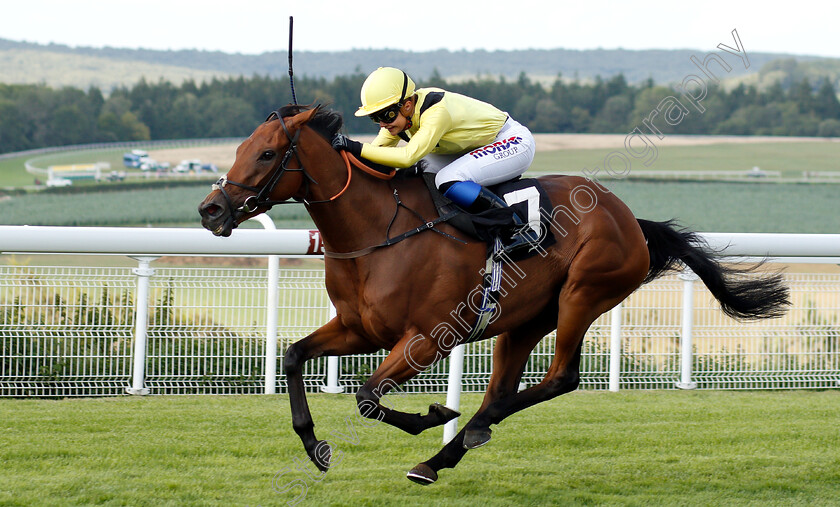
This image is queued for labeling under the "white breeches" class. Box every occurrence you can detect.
[425,118,536,188]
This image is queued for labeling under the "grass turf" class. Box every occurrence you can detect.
[1,391,838,506]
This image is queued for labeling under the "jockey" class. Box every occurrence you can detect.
[331,66,539,253]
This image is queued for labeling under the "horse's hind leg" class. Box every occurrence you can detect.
[408,314,556,485]
[408,285,624,484]
[453,235,647,453]
[407,202,651,484]
[458,295,601,450]
[354,331,460,435]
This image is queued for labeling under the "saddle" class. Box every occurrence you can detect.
[420,172,556,262]
[346,156,556,262]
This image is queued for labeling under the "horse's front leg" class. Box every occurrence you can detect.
[355,331,460,435]
[284,317,379,472]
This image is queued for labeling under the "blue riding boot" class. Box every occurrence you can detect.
[443,180,540,254]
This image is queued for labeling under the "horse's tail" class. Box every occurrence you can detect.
[637,219,790,320]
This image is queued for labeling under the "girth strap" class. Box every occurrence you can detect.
[324,209,460,259]
[462,237,504,343]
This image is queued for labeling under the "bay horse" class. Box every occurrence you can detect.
[198,105,789,485]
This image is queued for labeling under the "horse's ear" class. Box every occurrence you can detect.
[287,105,321,130]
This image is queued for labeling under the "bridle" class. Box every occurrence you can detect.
[212,109,396,218]
[212,110,311,216]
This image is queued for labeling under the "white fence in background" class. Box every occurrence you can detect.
[1,225,839,399]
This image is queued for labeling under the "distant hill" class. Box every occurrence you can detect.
[0,37,829,91]
[725,57,840,90]
[0,48,229,91]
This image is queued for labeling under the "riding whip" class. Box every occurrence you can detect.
[288,16,298,105]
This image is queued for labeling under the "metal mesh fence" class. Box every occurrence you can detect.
[1,260,838,397]
[0,266,135,396]
[690,273,840,389]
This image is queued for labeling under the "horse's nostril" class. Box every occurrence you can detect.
[201,203,222,218]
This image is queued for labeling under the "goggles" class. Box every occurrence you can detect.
[369,103,403,124]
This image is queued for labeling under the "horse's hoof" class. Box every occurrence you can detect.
[309,440,332,472]
[429,403,460,424]
[463,428,492,449]
[406,463,438,485]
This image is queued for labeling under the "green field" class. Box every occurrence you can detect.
[0,142,232,189]
[1,391,838,506]
[1,140,838,231]
[26,148,131,175]
[1,152,123,189]
[606,180,839,232]
[1,149,143,189]
[0,153,36,188]
[4,141,840,188]
[529,141,840,177]
[1,178,838,233]
[0,182,314,228]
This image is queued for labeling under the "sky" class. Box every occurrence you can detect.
[1,0,839,58]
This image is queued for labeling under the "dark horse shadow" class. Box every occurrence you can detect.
[199,105,789,485]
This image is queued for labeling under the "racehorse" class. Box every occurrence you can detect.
[198,104,789,485]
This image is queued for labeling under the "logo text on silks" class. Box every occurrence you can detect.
[469,136,523,160]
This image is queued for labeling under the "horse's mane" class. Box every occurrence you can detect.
[275,104,343,140]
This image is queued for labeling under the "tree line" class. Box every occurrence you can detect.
[2,71,840,154]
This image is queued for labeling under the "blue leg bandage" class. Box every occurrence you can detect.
[442,181,482,208]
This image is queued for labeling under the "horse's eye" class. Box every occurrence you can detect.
[259,150,276,161]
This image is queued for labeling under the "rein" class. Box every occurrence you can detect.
[328,151,465,259]
[331,151,397,202]
[324,188,464,259]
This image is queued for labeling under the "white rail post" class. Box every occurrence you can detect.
[443,343,466,444]
[250,215,280,395]
[126,256,158,395]
[676,268,699,389]
[321,303,344,393]
[608,302,623,392]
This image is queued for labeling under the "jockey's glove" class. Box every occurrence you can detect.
[398,165,423,178]
[331,133,363,157]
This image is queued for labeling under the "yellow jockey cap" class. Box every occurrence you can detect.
[355,67,416,117]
